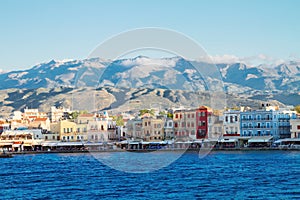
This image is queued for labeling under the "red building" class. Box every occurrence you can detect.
[173,106,210,140]
[196,106,209,139]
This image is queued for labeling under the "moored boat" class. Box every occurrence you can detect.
[0,153,13,158]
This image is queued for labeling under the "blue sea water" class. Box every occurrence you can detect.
[0,151,299,199]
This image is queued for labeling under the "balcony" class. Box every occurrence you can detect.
[242,126,273,129]
[241,118,273,121]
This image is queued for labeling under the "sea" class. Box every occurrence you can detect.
[0,151,299,199]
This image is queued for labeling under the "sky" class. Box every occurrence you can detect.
[0,0,299,71]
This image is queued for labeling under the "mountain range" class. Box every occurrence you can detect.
[1,56,299,92]
[0,56,299,115]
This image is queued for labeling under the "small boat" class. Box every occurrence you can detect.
[0,153,13,158]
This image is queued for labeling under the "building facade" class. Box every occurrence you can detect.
[223,110,240,136]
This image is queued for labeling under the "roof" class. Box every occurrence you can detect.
[78,113,95,118]
[34,118,48,122]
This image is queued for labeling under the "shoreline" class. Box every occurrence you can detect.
[7,147,300,155]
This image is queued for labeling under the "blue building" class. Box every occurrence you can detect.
[240,105,296,140]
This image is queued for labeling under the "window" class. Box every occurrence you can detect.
[225,116,228,122]
[257,130,261,136]
[235,116,238,122]
[297,125,300,130]
[45,136,48,140]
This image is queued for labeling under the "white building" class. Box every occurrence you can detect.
[223,110,240,136]
[290,118,300,138]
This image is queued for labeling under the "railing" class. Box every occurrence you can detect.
[242,126,273,129]
[241,118,273,121]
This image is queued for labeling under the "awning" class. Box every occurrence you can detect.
[42,142,58,147]
[193,140,203,144]
[56,142,84,146]
[248,136,273,143]
[220,138,238,143]
[12,144,20,147]
[128,142,140,145]
[0,142,13,146]
[84,142,104,146]
[32,141,42,146]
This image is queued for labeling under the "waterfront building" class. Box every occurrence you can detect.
[174,108,196,140]
[23,108,48,122]
[208,113,224,139]
[273,109,297,139]
[173,106,210,140]
[223,110,240,136]
[75,123,88,141]
[76,113,95,124]
[164,117,174,140]
[0,120,10,134]
[49,106,71,122]
[142,117,164,141]
[126,118,143,140]
[42,131,60,141]
[50,120,77,142]
[240,104,297,140]
[28,117,51,130]
[240,109,278,139]
[290,118,300,138]
[0,129,43,151]
[196,106,210,139]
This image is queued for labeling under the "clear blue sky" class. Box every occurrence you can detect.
[0,0,299,70]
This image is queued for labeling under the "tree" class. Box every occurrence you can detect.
[70,111,79,120]
[167,112,173,118]
[112,115,124,126]
[294,105,300,113]
[139,109,155,116]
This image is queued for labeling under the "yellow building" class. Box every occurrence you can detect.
[142,117,164,141]
[50,120,81,142]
